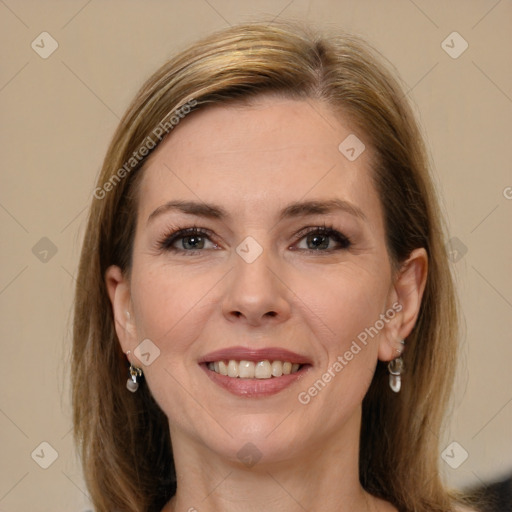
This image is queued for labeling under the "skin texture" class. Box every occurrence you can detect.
[106,97,428,512]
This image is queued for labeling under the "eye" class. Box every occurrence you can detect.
[157,227,219,253]
[156,224,352,255]
[293,226,352,252]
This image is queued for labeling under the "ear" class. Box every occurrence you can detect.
[378,247,428,362]
[105,265,138,354]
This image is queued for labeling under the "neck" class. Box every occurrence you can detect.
[162,408,390,512]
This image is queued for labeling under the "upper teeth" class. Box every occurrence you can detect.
[207,360,301,379]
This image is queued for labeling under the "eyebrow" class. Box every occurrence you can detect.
[147,198,367,225]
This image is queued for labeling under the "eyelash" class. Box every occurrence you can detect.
[156,224,353,255]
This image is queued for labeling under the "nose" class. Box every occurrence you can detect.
[222,246,292,327]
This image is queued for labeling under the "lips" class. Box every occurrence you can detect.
[198,346,312,365]
[198,346,312,397]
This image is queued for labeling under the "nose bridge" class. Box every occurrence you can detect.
[222,235,290,325]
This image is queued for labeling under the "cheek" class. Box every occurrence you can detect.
[130,261,220,356]
[292,262,390,357]
[295,268,389,408]
[129,262,219,423]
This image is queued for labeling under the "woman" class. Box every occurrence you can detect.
[72,21,475,512]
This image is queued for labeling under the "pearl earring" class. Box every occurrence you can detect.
[125,351,143,393]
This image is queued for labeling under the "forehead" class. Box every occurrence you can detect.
[138,97,380,226]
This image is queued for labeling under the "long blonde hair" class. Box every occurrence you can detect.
[72,21,464,512]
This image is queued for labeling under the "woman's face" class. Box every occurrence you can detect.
[108,96,419,464]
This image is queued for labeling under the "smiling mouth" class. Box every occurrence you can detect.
[206,360,305,379]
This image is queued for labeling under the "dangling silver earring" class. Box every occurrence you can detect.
[126,351,143,392]
[126,364,142,392]
[388,339,405,393]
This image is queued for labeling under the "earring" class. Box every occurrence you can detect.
[388,339,405,393]
[125,351,143,392]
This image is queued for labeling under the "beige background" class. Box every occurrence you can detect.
[1,1,511,510]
